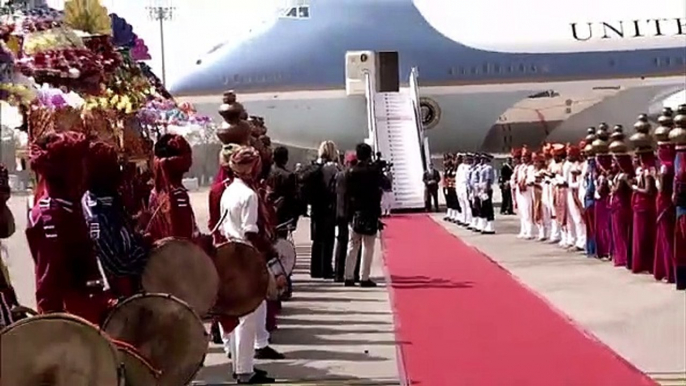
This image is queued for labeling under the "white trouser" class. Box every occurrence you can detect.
[221,302,262,375]
[515,189,524,237]
[254,301,269,350]
[457,190,469,224]
[547,186,561,242]
[381,191,393,214]
[520,189,534,238]
[566,191,585,249]
[344,227,375,281]
[220,301,269,353]
[537,196,551,241]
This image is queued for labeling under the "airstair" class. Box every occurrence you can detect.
[372,88,426,210]
[346,51,430,210]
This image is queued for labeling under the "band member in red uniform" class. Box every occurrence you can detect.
[653,109,676,283]
[82,142,150,298]
[671,105,686,290]
[26,132,112,324]
[630,116,658,274]
[147,133,197,241]
[609,126,634,268]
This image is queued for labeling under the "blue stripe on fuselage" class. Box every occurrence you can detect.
[169,0,686,96]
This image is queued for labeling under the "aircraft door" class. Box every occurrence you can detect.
[376,51,399,93]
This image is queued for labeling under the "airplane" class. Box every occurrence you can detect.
[169,0,686,154]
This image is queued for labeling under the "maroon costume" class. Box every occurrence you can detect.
[146,133,214,257]
[26,132,112,324]
[672,106,686,290]
[653,113,676,282]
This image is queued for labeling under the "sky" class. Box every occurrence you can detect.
[43,0,277,86]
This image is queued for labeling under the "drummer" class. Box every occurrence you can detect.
[146,133,212,253]
[219,146,278,384]
[26,132,112,324]
[82,141,150,299]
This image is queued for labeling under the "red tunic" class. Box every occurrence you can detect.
[208,179,230,245]
[26,196,112,324]
[147,187,197,241]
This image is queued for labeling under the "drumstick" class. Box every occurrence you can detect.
[210,209,229,235]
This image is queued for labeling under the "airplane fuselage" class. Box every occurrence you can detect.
[170,0,686,153]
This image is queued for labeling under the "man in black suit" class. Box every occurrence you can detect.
[499,157,514,215]
[422,163,441,212]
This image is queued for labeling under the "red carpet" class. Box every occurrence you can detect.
[381,215,657,386]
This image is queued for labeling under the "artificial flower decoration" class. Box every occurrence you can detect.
[64,0,112,36]
[109,13,135,47]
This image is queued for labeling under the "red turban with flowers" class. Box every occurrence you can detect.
[30,131,89,199]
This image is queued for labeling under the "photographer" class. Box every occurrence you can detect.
[375,153,394,216]
[342,143,386,287]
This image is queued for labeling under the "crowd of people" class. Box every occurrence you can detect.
[504,106,686,291]
[438,153,497,234]
[299,142,391,287]
[0,128,390,383]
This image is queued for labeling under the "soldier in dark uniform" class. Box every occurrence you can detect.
[26,132,113,324]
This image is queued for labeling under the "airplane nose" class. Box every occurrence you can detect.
[168,64,211,97]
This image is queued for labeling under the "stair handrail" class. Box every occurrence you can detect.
[363,70,379,152]
[409,67,428,171]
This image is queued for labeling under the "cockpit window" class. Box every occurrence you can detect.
[278,0,310,19]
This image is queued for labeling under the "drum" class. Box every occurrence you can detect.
[0,313,120,386]
[266,258,288,300]
[273,238,296,276]
[112,340,161,386]
[142,237,220,316]
[212,241,269,317]
[102,293,207,386]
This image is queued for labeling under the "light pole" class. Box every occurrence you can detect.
[146,0,174,87]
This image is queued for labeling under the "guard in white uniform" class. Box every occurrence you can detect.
[564,145,586,251]
[518,148,534,239]
[457,154,473,227]
[510,149,525,237]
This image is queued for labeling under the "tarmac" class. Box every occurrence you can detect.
[430,212,686,386]
[2,189,685,385]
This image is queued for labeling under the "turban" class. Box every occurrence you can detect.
[567,145,581,158]
[344,151,357,167]
[30,131,90,199]
[153,134,192,191]
[86,141,121,189]
[552,143,566,157]
[511,148,522,158]
[30,131,89,179]
[219,144,241,168]
[532,152,545,163]
[521,146,531,159]
[229,146,261,181]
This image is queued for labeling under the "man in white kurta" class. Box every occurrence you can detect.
[219,150,275,384]
[566,151,586,251]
